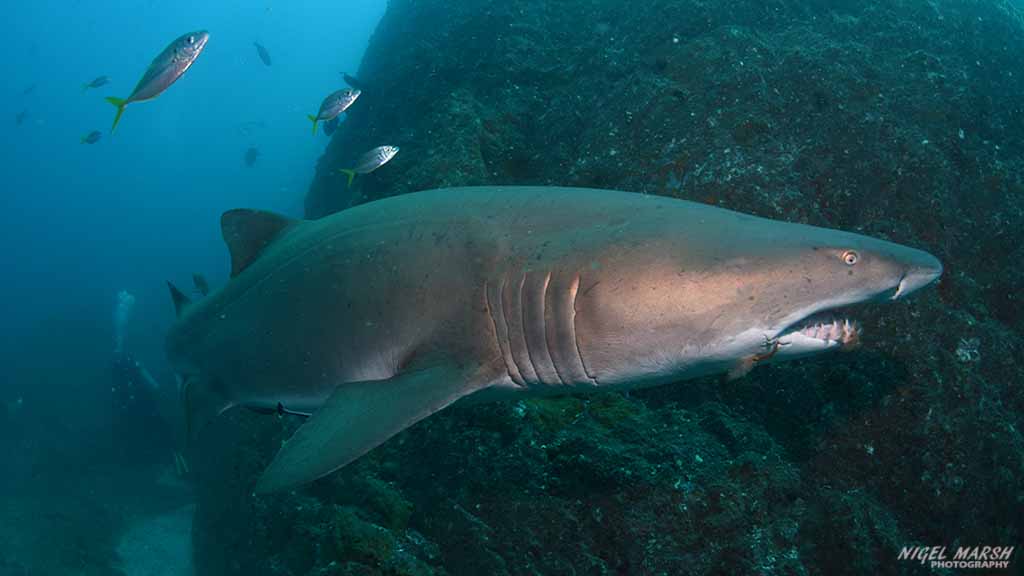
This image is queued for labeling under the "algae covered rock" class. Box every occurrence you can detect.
[193,0,1024,574]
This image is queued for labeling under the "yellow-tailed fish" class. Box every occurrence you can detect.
[337,145,399,187]
[106,31,210,132]
[307,88,360,135]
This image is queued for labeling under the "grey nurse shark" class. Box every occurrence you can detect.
[165,186,942,493]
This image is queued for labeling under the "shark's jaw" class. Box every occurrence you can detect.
[760,283,897,362]
[765,259,942,359]
[769,291,878,341]
[773,310,862,358]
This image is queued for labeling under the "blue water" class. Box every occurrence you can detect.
[1,1,384,349]
[3,1,1022,574]
[0,3,384,573]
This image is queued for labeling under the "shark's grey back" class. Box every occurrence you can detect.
[168,186,796,415]
[169,187,750,403]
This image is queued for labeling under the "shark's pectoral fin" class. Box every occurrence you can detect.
[255,363,486,494]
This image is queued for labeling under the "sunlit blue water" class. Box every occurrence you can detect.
[2,1,1022,574]
[0,3,385,574]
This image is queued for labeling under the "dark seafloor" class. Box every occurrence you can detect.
[192,1,1024,574]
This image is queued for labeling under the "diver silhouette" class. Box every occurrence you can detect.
[110,290,175,469]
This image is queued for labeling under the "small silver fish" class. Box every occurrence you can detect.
[307,89,360,135]
[253,41,272,66]
[82,76,109,91]
[337,145,399,187]
[81,130,102,144]
[106,30,210,132]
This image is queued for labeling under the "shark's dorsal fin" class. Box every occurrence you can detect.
[221,209,297,278]
[167,281,192,317]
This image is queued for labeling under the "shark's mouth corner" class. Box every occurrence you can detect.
[891,273,908,301]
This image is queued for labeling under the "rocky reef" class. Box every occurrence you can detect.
[195,0,1024,574]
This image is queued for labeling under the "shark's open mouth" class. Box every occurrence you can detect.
[775,310,862,354]
[787,311,861,346]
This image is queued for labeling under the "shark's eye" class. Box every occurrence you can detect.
[842,250,859,265]
[188,35,195,44]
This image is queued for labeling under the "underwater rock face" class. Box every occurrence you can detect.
[196,0,1024,574]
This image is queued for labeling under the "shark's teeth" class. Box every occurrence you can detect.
[796,315,862,348]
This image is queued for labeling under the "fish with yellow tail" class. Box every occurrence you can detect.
[307,88,359,135]
[105,31,209,132]
[337,145,399,187]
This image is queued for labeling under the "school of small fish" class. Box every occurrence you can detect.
[19,30,398,189]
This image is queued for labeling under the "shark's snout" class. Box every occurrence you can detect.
[893,250,943,300]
